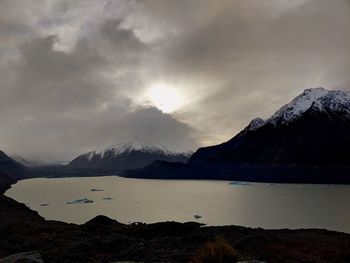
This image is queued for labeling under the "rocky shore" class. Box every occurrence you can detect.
[1,179,350,263]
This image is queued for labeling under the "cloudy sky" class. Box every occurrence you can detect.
[1,0,350,162]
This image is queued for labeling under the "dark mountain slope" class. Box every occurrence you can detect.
[127,88,350,183]
[189,107,350,166]
[0,150,30,193]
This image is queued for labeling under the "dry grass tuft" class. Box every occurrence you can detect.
[190,237,239,263]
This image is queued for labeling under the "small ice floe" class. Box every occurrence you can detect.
[66,198,93,204]
[229,181,251,186]
[102,197,113,200]
[194,215,202,220]
[90,188,104,192]
[39,203,49,206]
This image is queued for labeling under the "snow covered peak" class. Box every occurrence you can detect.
[85,140,185,160]
[69,140,192,170]
[97,141,149,156]
[269,87,329,125]
[247,87,350,130]
[246,118,266,131]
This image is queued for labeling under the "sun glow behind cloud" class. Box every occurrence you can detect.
[1,0,350,161]
[146,83,184,113]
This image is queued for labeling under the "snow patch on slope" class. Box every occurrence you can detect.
[247,87,350,130]
[246,118,266,131]
[84,141,190,162]
[269,87,329,124]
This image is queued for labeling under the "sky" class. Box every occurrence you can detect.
[0,0,350,162]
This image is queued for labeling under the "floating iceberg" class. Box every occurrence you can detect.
[229,181,251,186]
[90,188,104,192]
[67,198,93,204]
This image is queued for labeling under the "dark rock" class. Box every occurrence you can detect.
[84,215,123,226]
[1,193,350,263]
[0,251,44,263]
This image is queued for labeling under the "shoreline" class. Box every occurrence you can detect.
[6,176,350,233]
[1,178,350,262]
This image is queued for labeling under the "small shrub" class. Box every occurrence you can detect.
[190,237,239,263]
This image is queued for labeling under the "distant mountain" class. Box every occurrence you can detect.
[69,141,191,171]
[0,150,30,193]
[11,155,45,167]
[126,88,350,183]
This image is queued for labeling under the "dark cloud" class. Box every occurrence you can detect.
[0,0,349,161]
[146,0,350,143]
[0,13,199,161]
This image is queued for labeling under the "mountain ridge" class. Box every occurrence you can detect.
[248,87,350,130]
[127,87,350,183]
[189,87,350,165]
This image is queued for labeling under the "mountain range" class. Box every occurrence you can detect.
[2,87,350,183]
[126,88,350,183]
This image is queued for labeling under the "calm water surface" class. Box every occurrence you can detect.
[5,176,350,233]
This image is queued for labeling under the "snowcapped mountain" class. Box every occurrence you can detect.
[247,87,350,130]
[84,141,180,160]
[189,87,350,166]
[69,141,191,171]
[128,88,350,183]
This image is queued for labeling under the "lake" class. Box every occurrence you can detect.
[5,176,350,233]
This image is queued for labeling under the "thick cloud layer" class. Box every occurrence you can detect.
[0,0,349,161]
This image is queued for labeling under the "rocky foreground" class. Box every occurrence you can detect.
[1,181,350,263]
